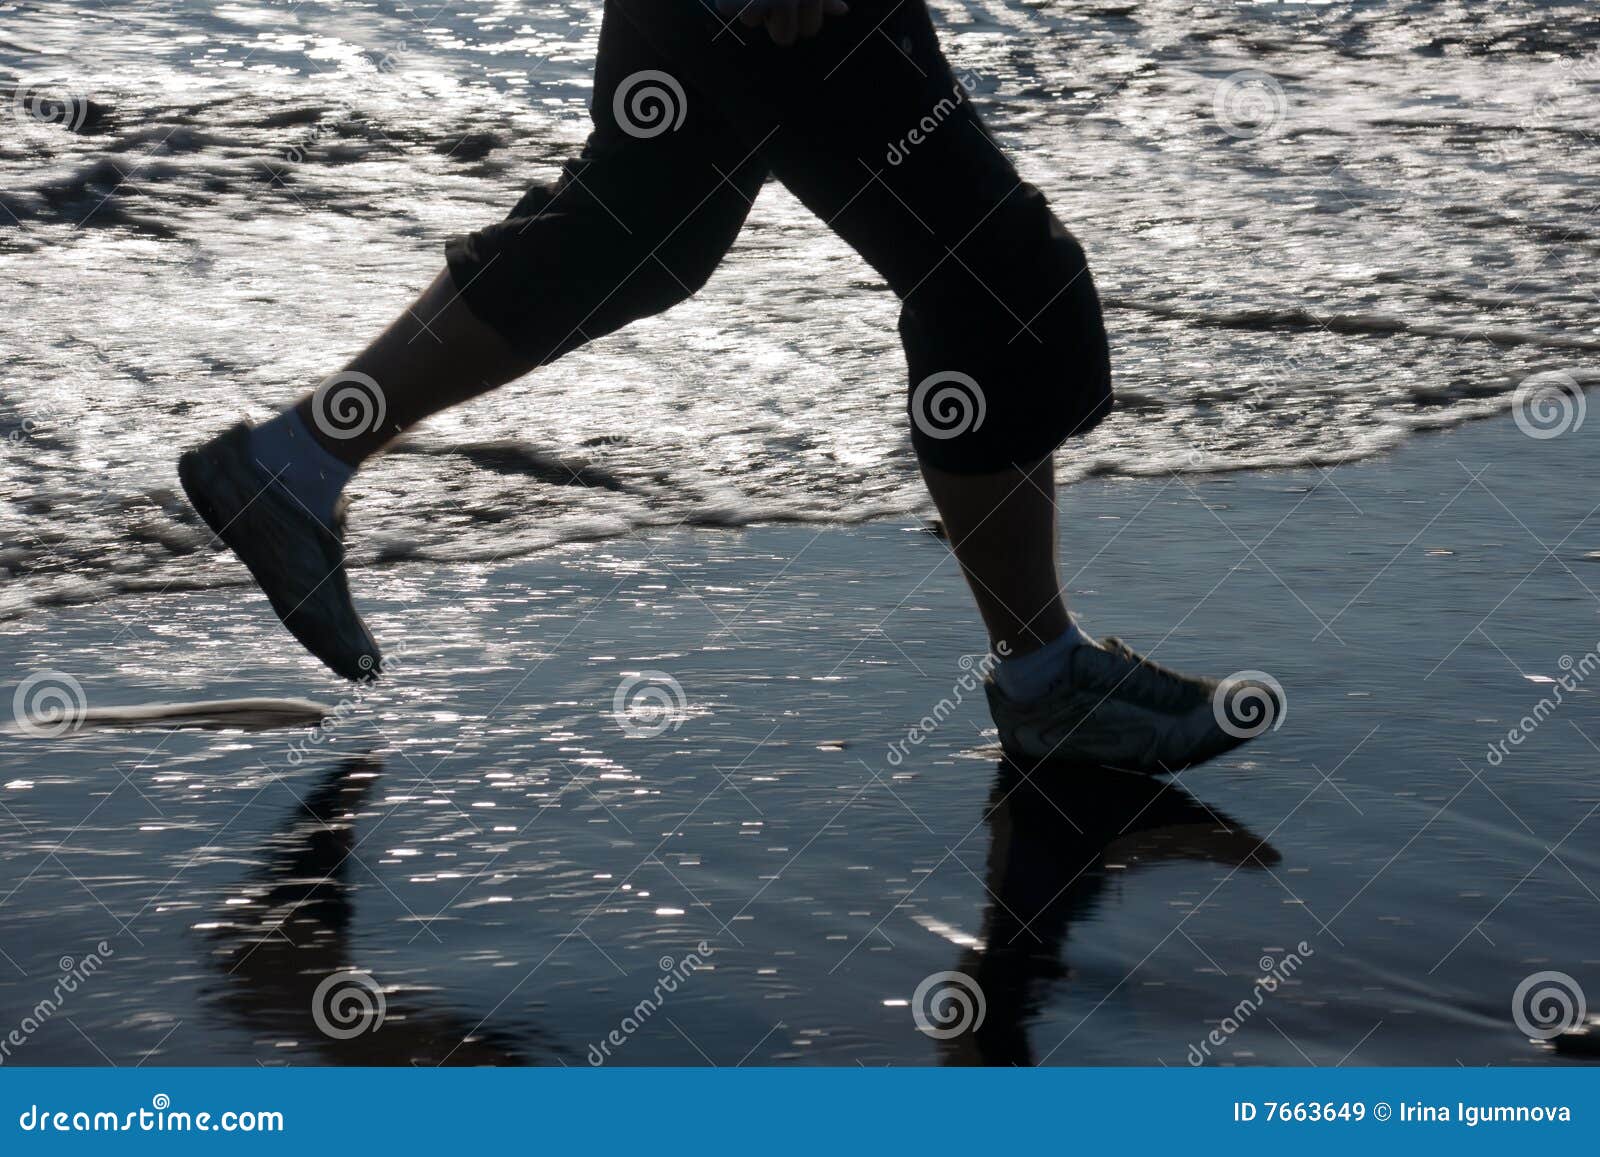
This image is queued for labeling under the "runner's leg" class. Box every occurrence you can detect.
[698,1,1285,767]
[918,457,1071,655]
[180,1,769,680]
[293,2,769,466]
[614,0,1111,663]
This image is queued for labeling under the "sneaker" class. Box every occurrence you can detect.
[178,423,382,682]
[986,637,1281,772]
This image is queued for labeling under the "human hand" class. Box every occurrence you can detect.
[715,0,851,47]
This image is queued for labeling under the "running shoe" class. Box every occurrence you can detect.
[986,637,1281,771]
[179,423,382,682]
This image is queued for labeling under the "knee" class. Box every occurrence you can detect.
[649,236,725,301]
[602,194,746,317]
[898,227,1112,474]
[590,245,718,334]
[445,172,747,361]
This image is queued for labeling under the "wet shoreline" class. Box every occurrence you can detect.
[2,412,1599,1065]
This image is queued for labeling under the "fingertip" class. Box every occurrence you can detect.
[767,6,799,46]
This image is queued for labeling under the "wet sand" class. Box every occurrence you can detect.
[2,411,1599,1066]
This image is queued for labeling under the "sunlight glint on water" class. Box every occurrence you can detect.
[1,0,1596,615]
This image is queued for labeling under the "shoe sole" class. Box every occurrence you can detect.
[997,732,1255,775]
[995,698,1264,775]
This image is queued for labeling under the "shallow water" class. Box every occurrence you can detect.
[2,415,1599,1065]
[2,0,1598,617]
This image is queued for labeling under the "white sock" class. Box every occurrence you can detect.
[993,617,1096,702]
[248,409,355,527]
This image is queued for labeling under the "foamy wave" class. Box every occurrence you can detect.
[1108,300,1600,355]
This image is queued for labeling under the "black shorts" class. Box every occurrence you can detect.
[445,0,1112,473]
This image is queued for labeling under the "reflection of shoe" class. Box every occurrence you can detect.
[986,638,1281,772]
[179,423,382,682]
[998,760,1283,868]
[1108,822,1282,870]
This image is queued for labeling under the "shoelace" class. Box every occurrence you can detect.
[1082,637,1206,711]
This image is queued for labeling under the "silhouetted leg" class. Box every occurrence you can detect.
[294,3,769,466]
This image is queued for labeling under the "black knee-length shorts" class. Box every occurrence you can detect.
[445,0,1112,473]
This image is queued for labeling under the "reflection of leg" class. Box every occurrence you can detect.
[950,764,1282,1065]
[207,759,548,1065]
[211,758,376,966]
